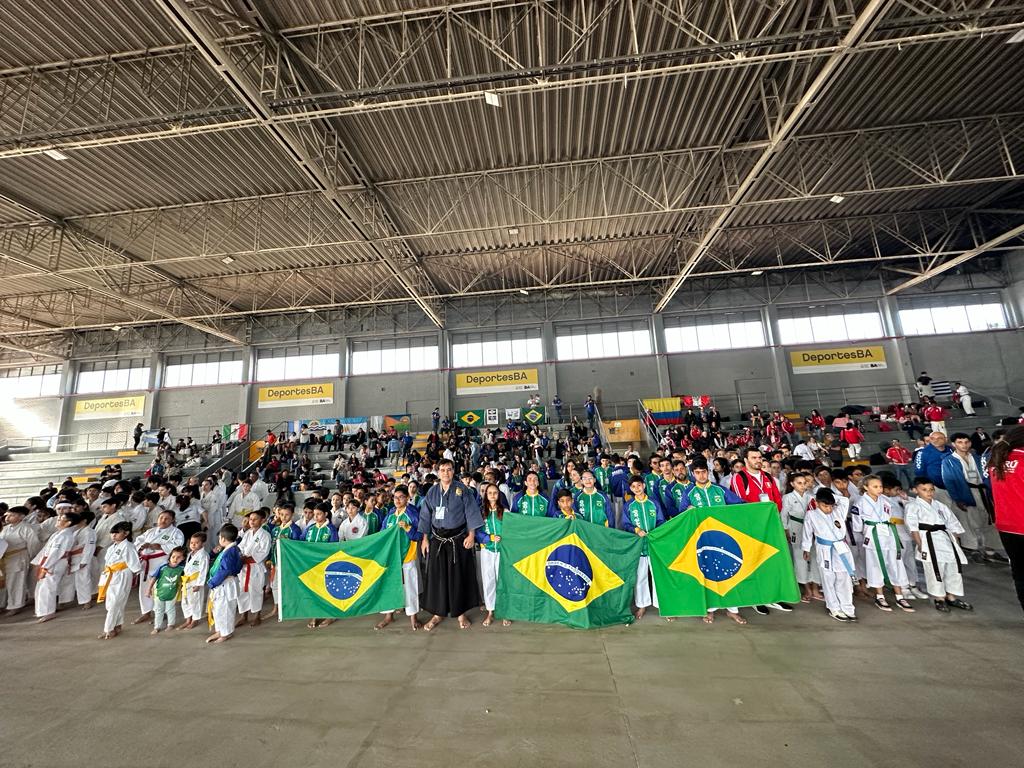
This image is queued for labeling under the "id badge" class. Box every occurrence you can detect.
[758,493,770,503]
[434,505,446,521]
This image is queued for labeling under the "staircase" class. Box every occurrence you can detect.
[0,449,149,502]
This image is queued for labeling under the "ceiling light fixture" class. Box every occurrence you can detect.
[221,256,234,264]
[43,149,69,160]
[1007,29,1024,43]
[508,227,519,235]
[829,194,845,204]
[305,308,316,313]
[518,289,529,295]
[111,325,122,331]
[751,270,764,276]
[484,91,500,107]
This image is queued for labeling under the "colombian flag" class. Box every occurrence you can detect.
[642,397,681,426]
[496,514,642,628]
[648,502,799,615]
[277,527,405,620]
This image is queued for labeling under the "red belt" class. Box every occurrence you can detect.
[140,550,166,580]
[241,556,257,591]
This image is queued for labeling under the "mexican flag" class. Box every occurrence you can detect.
[495,513,642,629]
[648,502,799,616]
[276,527,405,620]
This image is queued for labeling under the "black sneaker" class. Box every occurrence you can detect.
[753,605,769,616]
[934,599,951,613]
[767,602,794,612]
[947,598,974,611]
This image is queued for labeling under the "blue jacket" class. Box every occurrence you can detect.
[207,544,242,588]
[914,444,953,488]
[940,452,990,506]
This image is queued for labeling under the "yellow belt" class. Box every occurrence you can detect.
[178,571,201,600]
[890,517,905,525]
[97,561,129,602]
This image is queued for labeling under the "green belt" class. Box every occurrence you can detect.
[864,519,902,587]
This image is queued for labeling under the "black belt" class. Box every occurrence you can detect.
[431,526,467,565]
[918,523,964,581]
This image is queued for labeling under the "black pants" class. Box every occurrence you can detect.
[179,521,201,542]
[999,531,1024,614]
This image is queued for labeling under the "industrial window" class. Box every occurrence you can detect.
[777,303,884,344]
[76,359,150,394]
[664,311,766,352]
[555,320,652,361]
[255,344,340,382]
[897,294,1007,336]
[164,351,244,387]
[0,364,62,399]
[350,336,439,375]
[451,329,543,368]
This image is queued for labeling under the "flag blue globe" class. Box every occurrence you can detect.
[545,544,593,602]
[325,561,363,600]
[695,530,743,582]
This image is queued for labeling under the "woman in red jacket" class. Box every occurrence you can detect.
[988,426,1024,614]
[839,422,865,460]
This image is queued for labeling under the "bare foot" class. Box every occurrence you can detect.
[318,619,335,629]
[212,634,231,643]
[458,615,471,630]
[132,613,151,625]
[36,614,56,623]
[727,612,748,625]
[423,615,442,632]
[248,616,261,628]
[97,632,112,640]
[80,602,93,611]
[634,607,646,621]
[664,617,676,622]
[409,618,421,631]
[375,614,394,630]
[205,632,221,644]
[307,620,319,630]
[151,628,161,635]
[502,619,512,627]
[702,613,714,624]
[112,626,122,637]
[482,613,493,627]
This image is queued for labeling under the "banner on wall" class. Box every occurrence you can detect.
[523,406,545,425]
[505,408,522,421]
[257,382,334,408]
[384,414,412,433]
[789,345,887,374]
[287,419,338,436]
[485,409,499,426]
[221,423,249,442]
[456,409,484,427]
[73,394,146,421]
[454,368,539,395]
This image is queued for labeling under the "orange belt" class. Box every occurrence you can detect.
[97,562,129,602]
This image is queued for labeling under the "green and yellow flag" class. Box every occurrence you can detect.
[648,502,799,616]
[523,406,545,424]
[495,513,642,629]
[456,409,484,427]
[277,527,405,620]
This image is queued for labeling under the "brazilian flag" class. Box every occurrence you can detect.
[495,513,642,629]
[523,406,545,425]
[648,502,799,616]
[456,409,484,427]
[277,527,405,620]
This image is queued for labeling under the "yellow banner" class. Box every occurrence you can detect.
[257,382,334,408]
[73,394,146,421]
[790,345,887,374]
[454,368,539,395]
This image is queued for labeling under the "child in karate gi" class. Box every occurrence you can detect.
[31,510,79,622]
[237,509,271,628]
[147,546,186,634]
[97,521,141,639]
[206,524,243,644]
[177,532,209,630]
[854,475,914,613]
[802,488,857,622]
[781,472,822,603]
[0,505,40,615]
[881,475,928,600]
[905,478,973,613]
[268,504,302,619]
[476,483,510,628]
[621,475,665,621]
[375,485,422,631]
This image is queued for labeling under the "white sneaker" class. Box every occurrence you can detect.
[829,611,851,622]
[910,586,928,600]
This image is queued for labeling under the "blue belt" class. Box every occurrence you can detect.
[815,536,856,576]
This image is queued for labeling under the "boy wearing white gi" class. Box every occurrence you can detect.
[0,505,40,615]
[31,510,79,622]
[339,500,368,541]
[61,510,96,609]
[133,510,185,624]
[206,524,243,644]
[781,472,822,603]
[905,478,973,613]
[237,509,271,628]
[620,475,666,621]
[375,486,423,631]
[267,504,302,619]
[854,475,914,613]
[881,476,928,600]
[177,532,209,630]
[801,489,857,622]
[97,521,141,639]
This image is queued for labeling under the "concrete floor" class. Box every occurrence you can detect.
[1,566,1021,768]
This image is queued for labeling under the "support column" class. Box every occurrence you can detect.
[880,296,915,402]
[438,330,451,421]
[1002,286,1022,328]
[763,306,794,410]
[141,351,161,429]
[240,345,254,431]
[650,315,672,397]
[337,337,348,418]
[54,359,78,451]
[541,321,558,407]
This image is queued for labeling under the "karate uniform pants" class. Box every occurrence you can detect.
[864,542,908,589]
[3,561,28,610]
[479,548,499,612]
[930,421,947,436]
[923,558,965,598]
[237,562,266,614]
[789,525,821,584]
[34,564,68,617]
[181,585,205,621]
[850,531,867,580]
[820,566,856,616]
[58,571,76,604]
[101,569,133,633]
[846,444,862,459]
[139,556,168,614]
[635,555,658,609]
[74,565,93,605]
[960,395,975,415]
[382,561,421,617]
[210,576,239,636]
[898,532,920,588]
[153,597,176,630]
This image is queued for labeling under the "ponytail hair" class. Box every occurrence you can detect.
[989,426,1024,480]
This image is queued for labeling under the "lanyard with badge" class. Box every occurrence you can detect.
[435,486,450,522]
[747,472,771,503]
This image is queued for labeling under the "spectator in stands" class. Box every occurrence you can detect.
[806,410,826,441]
[954,382,975,416]
[132,423,144,451]
[552,394,563,421]
[840,421,865,460]
[922,399,949,436]
[584,395,597,431]
[884,438,914,489]
[298,424,310,453]
[431,408,440,432]
[916,372,934,398]
[319,428,335,454]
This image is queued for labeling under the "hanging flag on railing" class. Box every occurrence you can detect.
[642,398,682,425]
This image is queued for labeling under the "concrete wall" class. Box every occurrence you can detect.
[554,355,658,410]
[0,397,63,441]
[347,371,440,423]
[666,347,778,413]
[156,385,246,435]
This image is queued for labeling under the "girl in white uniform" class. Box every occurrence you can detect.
[780,472,822,602]
[236,510,271,627]
[477,483,511,628]
[97,521,141,639]
[801,489,857,622]
[178,532,210,629]
[30,510,79,622]
[854,475,914,613]
[0,506,40,614]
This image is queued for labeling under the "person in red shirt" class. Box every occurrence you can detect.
[988,426,1024,614]
[922,400,948,435]
[839,422,865,460]
[884,438,913,489]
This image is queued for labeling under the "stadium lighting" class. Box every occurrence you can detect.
[43,149,69,160]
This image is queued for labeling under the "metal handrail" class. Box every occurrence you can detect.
[635,399,661,452]
[0,423,242,455]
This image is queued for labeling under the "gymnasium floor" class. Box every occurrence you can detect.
[1,565,1021,768]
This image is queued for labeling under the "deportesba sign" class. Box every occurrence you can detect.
[790,345,887,374]
[455,368,539,395]
[73,394,146,421]
[257,382,334,408]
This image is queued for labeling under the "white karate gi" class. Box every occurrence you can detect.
[479,547,500,612]
[209,545,240,636]
[92,509,127,588]
[0,520,39,610]
[227,491,261,530]
[135,525,184,613]
[338,514,367,541]
[905,498,967,598]
[886,494,920,591]
[60,525,96,605]
[634,555,658,609]
[199,491,225,532]
[236,527,271,615]
[802,501,856,617]
[31,527,76,617]
[854,494,908,589]
[180,548,210,621]
[99,540,141,633]
[781,490,820,585]
[841,487,867,580]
